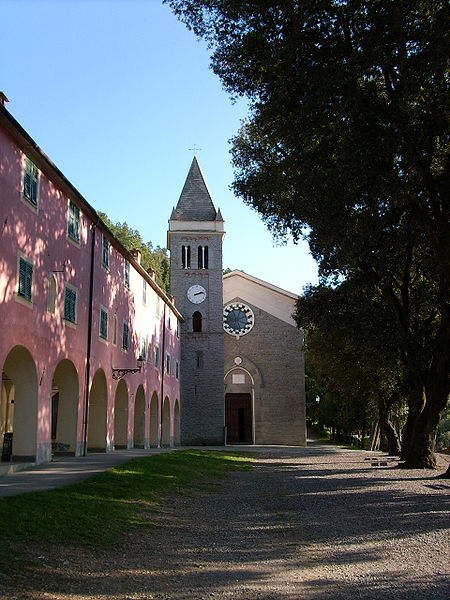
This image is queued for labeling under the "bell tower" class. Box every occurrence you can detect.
[168,157,225,444]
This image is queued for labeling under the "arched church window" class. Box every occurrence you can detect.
[198,245,208,269]
[192,311,202,332]
[182,245,191,269]
[47,273,57,314]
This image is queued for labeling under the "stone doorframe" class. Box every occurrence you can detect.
[224,355,264,445]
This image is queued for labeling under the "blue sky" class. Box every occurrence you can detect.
[1,0,318,294]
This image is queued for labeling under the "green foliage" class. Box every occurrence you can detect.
[0,451,252,547]
[436,401,450,451]
[167,0,450,466]
[99,211,170,295]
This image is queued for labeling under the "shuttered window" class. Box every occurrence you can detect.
[23,158,39,207]
[140,336,146,360]
[18,258,33,301]
[124,260,130,289]
[64,287,77,323]
[68,200,80,242]
[100,308,108,340]
[122,321,129,351]
[102,235,109,269]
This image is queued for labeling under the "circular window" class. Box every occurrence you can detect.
[223,303,255,337]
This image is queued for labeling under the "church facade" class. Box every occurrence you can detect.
[169,158,306,446]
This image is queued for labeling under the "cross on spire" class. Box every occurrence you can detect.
[188,144,202,156]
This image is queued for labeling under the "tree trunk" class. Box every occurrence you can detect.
[402,313,450,468]
[402,392,447,468]
[378,398,401,456]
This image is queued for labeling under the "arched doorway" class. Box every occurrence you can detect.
[174,399,180,446]
[1,345,38,461]
[114,379,128,449]
[224,367,253,444]
[161,396,171,447]
[51,359,78,455]
[88,369,107,451]
[133,385,145,448]
[149,392,158,448]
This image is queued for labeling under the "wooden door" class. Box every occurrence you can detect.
[225,393,252,443]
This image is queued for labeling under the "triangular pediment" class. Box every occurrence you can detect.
[223,270,299,327]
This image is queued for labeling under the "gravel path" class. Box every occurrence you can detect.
[3,443,449,599]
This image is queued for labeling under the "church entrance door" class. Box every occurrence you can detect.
[225,393,252,444]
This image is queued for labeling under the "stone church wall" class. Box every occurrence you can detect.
[224,301,306,446]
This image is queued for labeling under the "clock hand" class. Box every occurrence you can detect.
[194,291,204,296]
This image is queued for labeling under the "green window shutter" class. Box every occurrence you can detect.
[100,309,108,339]
[64,288,76,323]
[122,322,129,350]
[23,170,32,200]
[18,258,33,301]
[102,236,109,268]
[68,201,80,241]
[23,160,38,206]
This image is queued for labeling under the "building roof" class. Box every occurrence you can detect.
[223,270,300,328]
[171,156,222,222]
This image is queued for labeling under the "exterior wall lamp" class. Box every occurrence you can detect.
[112,355,144,380]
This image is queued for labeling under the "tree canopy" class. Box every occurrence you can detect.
[167,0,450,467]
[99,212,170,295]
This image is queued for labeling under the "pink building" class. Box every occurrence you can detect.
[0,101,182,464]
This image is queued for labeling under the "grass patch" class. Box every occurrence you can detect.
[0,450,252,547]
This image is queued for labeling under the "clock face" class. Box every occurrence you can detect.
[223,303,255,337]
[187,284,207,304]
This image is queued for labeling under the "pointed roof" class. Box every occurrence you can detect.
[171,156,222,222]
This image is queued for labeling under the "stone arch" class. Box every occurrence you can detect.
[161,396,171,447]
[114,378,128,449]
[88,369,107,451]
[224,358,263,446]
[192,311,202,332]
[1,345,38,461]
[149,391,158,447]
[133,385,145,448]
[174,399,180,446]
[51,359,78,455]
